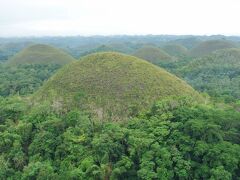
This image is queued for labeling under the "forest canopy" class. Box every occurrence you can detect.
[0,96,239,179]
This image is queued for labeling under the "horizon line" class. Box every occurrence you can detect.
[1,33,240,39]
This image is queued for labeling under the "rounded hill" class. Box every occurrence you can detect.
[80,43,136,57]
[190,40,237,57]
[133,45,175,65]
[7,44,76,66]
[162,44,189,57]
[34,52,201,120]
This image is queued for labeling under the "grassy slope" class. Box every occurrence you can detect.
[80,43,137,57]
[7,44,76,66]
[133,45,175,64]
[170,37,202,49]
[80,44,117,57]
[162,44,189,57]
[190,40,237,57]
[34,52,202,120]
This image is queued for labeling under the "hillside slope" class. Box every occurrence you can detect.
[34,52,201,120]
[133,45,175,65]
[7,44,76,66]
[162,43,189,57]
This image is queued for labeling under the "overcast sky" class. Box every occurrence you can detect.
[0,0,240,37]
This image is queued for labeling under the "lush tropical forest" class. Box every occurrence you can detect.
[0,35,240,179]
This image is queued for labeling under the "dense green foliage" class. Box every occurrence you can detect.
[34,52,201,120]
[179,48,240,103]
[0,96,239,179]
[7,44,75,66]
[0,64,61,96]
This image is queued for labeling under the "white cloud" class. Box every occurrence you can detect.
[0,0,240,36]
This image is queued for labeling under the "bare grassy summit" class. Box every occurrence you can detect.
[133,45,175,64]
[34,52,202,120]
[7,44,75,66]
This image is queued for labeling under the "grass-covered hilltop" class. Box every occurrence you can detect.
[190,40,237,57]
[80,43,137,57]
[7,44,75,66]
[162,43,189,57]
[133,45,175,65]
[34,52,201,120]
[0,44,76,96]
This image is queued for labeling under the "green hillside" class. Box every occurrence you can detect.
[133,45,175,65]
[80,44,116,56]
[179,48,240,102]
[34,52,201,120]
[7,44,76,66]
[0,42,33,62]
[162,43,189,57]
[80,43,137,57]
[190,40,237,57]
[170,37,202,49]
